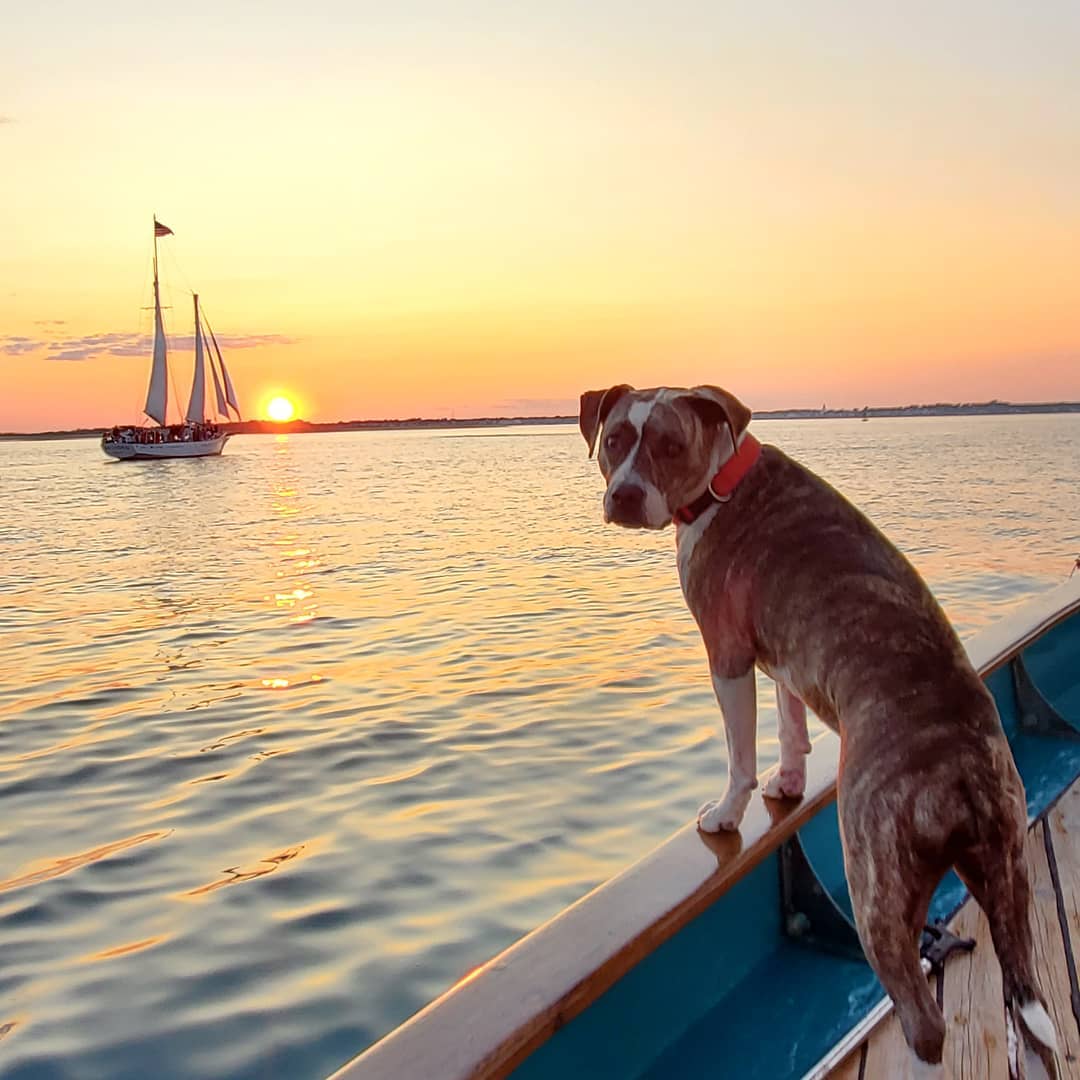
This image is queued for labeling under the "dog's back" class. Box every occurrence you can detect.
[680,445,976,725]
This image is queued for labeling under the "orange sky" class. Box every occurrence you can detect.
[2,3,1078,431]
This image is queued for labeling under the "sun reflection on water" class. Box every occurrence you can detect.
[261,438,321,627]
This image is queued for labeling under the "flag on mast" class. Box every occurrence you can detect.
[154,218,173,237]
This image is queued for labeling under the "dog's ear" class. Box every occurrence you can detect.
[686,386,752,449]
[579,384,633,457]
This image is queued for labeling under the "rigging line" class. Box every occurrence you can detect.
[161,242,206,424]
[159,251,192,426]
[135,253,153,421]
[1042,818,1080,1035]
[128,261,152,425]
[123,251,155,425]
[198,302,222,344]
[162,240,197,305]
[159,299,184,427]
[133,250,153,334]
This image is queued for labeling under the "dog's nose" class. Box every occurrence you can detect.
[608,483,646,524]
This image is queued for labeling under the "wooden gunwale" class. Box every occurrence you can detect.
[330,576,1080,1080]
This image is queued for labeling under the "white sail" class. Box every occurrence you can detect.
[185,295,207,423]
[143,273,169,425]
[207,327,229,417]
[221,353,240,416]
[206,321,240,417]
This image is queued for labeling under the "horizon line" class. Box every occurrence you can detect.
[4,397,1080,439]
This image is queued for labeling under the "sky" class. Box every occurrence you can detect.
[2,1,1079,430]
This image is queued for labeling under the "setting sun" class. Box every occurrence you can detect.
[266,396,296,422]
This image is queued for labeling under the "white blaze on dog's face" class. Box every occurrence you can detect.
[578,385,752,530]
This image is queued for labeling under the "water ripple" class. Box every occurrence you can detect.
[0,833,171,895]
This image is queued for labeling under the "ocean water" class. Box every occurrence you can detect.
[1,415,1077,1079]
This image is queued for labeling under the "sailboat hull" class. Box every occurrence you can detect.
[102,434,230,460]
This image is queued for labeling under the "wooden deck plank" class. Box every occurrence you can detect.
[1025,818,1080,1078]
[828,1045,864,1079]
[1046,782,1080,1045]
[940,900,1008,1080]
[862,999,918,1078]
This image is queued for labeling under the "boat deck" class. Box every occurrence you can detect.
[830,779,1080,1079]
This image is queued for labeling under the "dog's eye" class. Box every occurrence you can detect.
[661,437,684,458]
[604,432,619,450]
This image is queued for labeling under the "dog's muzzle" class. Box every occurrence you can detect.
[604,486,643,527]
[605,483,648,527]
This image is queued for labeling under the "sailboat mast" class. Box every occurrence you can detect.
[144,217,170,427]
[151,214,160,344]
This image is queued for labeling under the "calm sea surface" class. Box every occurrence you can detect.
[1,416,1078,1079]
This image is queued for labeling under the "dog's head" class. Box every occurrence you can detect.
[579,385,751,529]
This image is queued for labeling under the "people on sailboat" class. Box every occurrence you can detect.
[102,421,225,447]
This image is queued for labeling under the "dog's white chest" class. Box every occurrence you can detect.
[675,504,719,596]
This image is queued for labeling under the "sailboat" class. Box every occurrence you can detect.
[101,218,241,460]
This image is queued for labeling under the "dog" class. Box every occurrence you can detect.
[580,384,1058,1078]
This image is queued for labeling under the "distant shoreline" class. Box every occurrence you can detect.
[3,400,1079,441]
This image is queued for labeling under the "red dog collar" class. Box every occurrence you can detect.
[675,434,762,524]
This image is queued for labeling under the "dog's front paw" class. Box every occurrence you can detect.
[697,790,752,833]
[763,767,806,800]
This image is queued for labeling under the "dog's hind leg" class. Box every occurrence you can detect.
[763,683,811,799]
[840,791,946,1070]
[851,868,946,1070]
[955,839,1059,1079]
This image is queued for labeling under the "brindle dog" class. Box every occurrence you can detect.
[580,383,1058,1078]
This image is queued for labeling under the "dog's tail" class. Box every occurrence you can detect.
[1005,995,1058,1080]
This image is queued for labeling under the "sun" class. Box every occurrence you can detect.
[266,396,296,422]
